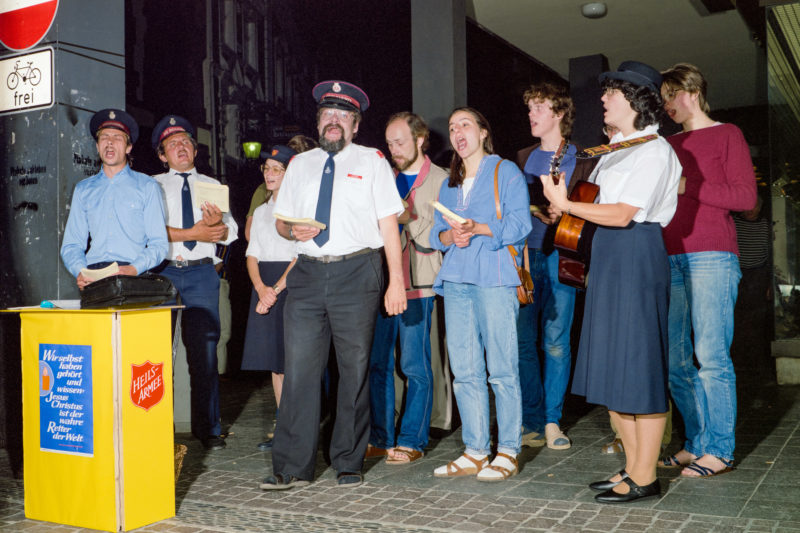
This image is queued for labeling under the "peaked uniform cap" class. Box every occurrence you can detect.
[90,108,139,144]
[312,80,369,112]
[152,114,196,150]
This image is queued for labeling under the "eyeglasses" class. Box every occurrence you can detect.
[260,163,285,174]
[320,109,353,121]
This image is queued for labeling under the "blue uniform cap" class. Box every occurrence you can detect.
[260,144,297,167]
[90,108,139,144]
[599,61,663,93]
[312,80,369,112]
[151,114,196,150]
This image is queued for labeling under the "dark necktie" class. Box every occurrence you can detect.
[313,152,336,247]
[178,172,196,250]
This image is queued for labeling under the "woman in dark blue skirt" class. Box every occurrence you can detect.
[542,61,681,503]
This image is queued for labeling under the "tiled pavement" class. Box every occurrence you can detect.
[2,366,800,532]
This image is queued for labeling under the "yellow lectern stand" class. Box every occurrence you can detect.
[19,307,175,532]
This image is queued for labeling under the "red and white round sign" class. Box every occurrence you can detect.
[0,0,59,52]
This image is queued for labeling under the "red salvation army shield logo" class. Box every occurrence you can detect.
[130,361,164,411]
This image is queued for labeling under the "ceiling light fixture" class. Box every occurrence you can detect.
[581,2,607,19]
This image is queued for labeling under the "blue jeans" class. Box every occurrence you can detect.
[369,296,434,451]
[517,249,576,434]
[668,252,741,461]
[443,281,521,456]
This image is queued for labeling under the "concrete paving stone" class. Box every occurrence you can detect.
[471,513,506,527]
[550,524,585,533]
[616,523,654,532]
[482,526,520,533]
[651,519,686,529]
[482,504,513,515]
[620,515,656,525]
[403,515,434,526]
[566,510,597,520]
[753,483,800,502]
[537,509,570,520]
[499,511,534,523]
[666,478,758,498]
[342,503,373,513]
[582,517,621,530]
[560,515,590,527]
[740,500,800,522]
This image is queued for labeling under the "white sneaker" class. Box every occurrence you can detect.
[545,423,571,450]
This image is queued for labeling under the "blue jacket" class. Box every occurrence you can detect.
[430,155,531,293]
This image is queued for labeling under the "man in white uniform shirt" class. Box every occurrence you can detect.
[151,115,238,451]
[262,80,406,490]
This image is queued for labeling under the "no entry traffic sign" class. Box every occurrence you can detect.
[0,0,59,52]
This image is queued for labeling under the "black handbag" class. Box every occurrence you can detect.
[80,273,177,309]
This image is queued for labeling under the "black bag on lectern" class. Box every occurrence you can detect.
[80,273,177,309]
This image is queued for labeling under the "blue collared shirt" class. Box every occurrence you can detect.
[430,155,531,293]
[61,165,168,277]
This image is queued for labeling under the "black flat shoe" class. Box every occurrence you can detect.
[589,469,628,491]
[595,477,660,504]
[202,436,226,450]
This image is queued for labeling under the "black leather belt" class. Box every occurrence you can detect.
[299,248,377,264]
[166,257,213,268]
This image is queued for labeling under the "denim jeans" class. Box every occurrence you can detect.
[443,281,521,456]
[668,252,741,461]
[369,296,435,451]
[517,249,576,434]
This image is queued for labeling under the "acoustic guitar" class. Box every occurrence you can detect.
[553,182,599,289]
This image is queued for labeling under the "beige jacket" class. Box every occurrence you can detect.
[401,156,448,299]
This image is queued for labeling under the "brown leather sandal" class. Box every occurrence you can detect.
[433,453,489,478]
[386,447,424,465]
[476,452,518,482]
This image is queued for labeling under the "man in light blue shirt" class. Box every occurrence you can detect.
[61,108,168,289]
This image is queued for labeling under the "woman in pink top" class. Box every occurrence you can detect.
[659,63,757,477]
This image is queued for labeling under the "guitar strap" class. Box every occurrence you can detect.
[575,134,658,159]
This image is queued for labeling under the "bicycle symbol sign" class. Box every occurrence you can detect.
[7,60,41,89]
[0,47,52,115]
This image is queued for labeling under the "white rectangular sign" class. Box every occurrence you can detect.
[0,47,53,115]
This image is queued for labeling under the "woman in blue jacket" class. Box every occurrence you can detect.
[430,107,531,482]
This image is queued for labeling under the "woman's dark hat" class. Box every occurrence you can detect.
[261,144,296,166]
[599,61,662,93]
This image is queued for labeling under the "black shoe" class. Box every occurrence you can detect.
[259,472,310,491]
[595,477,660,504]
[336,471,363,487]
[257,438,273,451]
[202,436,226,450]
[589,469,629,491]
